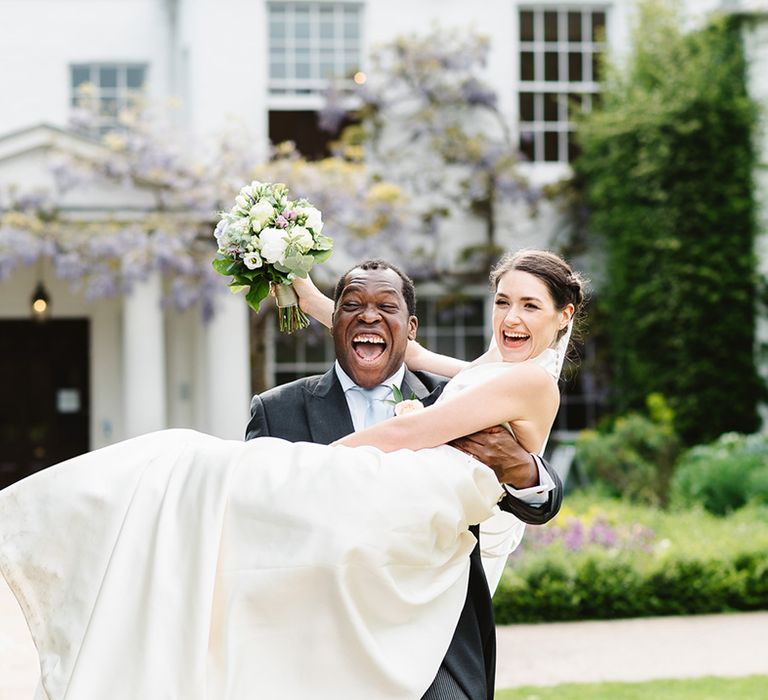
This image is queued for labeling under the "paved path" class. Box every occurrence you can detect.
[2,577,767,697]
[496,612,768,688]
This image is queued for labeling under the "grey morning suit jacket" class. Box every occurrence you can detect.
[245,367,563,700]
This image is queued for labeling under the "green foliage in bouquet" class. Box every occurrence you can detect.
[212,181,333,332]
[670,432,768,515]
[575,394,682,505]
[573,2,763,444]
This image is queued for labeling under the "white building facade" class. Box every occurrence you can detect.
[0,0,766,484]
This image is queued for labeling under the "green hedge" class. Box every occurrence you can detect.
[574,4,763,444]
[494,497,768,623]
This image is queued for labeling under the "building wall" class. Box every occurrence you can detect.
[0,0,171,137]
[1,0,766,453]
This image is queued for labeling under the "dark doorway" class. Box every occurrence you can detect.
[0,319,90,489]
[268,109,354,160]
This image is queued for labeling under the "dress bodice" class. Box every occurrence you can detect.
[439,348,559,399]
[437,348,559,454]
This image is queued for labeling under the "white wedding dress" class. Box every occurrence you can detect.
[0,352,557,700]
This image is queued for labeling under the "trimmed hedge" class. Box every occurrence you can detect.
[495,550,768,624]
[494,498,768,623]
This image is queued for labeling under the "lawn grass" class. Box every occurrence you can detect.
[496,675,768,699]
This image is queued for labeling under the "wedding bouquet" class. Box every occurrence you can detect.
[212,181,332,332]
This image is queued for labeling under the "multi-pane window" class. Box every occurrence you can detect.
[70,64,147,134]
[268,2,363,96]
[552,339,609,436]
[518,7,606,162]
[414,295,487,362]
[273,320,336,387]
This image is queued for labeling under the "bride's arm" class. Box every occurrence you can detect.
[292,275,334,328]
[404,341,471,378]
[336,363,559,453]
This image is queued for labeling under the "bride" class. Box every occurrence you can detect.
[0,249,584,700]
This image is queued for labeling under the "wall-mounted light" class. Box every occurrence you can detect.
[30,281,51,320]
[353,71,367,85]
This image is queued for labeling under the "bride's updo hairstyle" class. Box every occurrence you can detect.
[490,249,586,343]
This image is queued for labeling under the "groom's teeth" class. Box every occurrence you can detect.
[353,334,385,344]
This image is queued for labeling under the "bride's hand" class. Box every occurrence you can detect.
[291,274,334,329]
[291,274,322,313]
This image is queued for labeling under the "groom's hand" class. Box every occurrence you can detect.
[449,426,539,489]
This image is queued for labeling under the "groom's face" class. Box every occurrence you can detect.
[332,267,418,388]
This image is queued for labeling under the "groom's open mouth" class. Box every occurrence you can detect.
[351,333,388,363]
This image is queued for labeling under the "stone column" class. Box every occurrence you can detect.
[123,272,167,437]
[204,291,252,439]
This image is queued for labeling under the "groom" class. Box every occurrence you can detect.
[246,259,562,700]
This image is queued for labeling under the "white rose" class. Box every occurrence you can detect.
[259,227,288,264]
[249,199,274,231]
[290,225,314,253]
[296,206,323,233]
[394,399,424,416]
[243,251,263,270]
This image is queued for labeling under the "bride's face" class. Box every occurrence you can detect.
[492,270,573,363]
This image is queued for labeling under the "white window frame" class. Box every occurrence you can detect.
[517,5,607,164]
[70,63,147,134]
[267,1,364,109]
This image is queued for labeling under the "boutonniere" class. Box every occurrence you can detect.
[390,385,425,416]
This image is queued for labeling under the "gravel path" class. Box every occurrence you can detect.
[2,578,767,696]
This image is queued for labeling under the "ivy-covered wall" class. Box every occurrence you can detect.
[575,6,763,444]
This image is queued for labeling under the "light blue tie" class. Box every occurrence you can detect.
[356,385,394,427]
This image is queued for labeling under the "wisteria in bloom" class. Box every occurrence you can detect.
[0,93,421,318]
[320,26,539,273]
[251,145,435,284]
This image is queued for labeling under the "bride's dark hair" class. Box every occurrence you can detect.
[490,249,586,341]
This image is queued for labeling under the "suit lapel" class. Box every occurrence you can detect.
[401,368,432,402]
[304,368,355,444]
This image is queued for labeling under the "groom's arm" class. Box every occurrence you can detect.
[450,427,562,525]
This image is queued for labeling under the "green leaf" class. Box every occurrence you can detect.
[311,248,333,264]
[245,279,271,311]
[212,257,235,275]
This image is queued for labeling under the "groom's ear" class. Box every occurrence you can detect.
[408,315,418,341]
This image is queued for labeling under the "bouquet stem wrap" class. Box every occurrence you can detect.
[274,283,310,333]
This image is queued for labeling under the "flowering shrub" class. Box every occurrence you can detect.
[494,495,768,623]
[575,395,682,505]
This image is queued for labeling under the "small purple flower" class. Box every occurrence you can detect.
[284,210,297,221]
[274,214,289,228]
[563,519,585,552]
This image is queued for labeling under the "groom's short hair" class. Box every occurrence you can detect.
[333,260,417,317]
